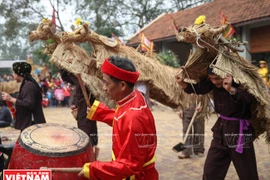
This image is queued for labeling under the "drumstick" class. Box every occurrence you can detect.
[76,73,91,107]
[40,167,82,173]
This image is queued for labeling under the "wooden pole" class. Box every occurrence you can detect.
[76,74,91,107]
[40,167,81,173]
[182,101,201,144]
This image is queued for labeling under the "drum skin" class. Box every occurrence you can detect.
[8,123,95,180]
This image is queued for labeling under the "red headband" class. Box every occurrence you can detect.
[101,58,140,84]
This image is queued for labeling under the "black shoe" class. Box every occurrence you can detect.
[172,142,186,152]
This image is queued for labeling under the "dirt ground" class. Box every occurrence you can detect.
[1,103,270,180]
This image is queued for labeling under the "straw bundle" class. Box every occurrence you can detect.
[176,47,216,83]
[213,53,270,140]
[28,20,61,56]
[28,22,112,106]
[0,81,21,94]
[58,24,184,108]
[48,43,113,106]
[80,73,115,108]
[29,22,183,108]
[49,43,94,75]
[175,21,270,143]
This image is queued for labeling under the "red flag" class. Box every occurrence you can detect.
[6,101,16,119]
[220,11,235,39]
[169,15,179,35]
[52,9,56,29]
[140,33,154,54]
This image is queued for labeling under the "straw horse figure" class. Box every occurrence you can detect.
[31,22,186,108]
[28,21,111,105]
[29,20,62,56]
[175,21,270,143]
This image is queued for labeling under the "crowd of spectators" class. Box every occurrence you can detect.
[0,74,14,82]
[38,72,76,108]
[0,72,76,108]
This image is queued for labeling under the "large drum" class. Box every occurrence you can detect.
[8,123,95,180]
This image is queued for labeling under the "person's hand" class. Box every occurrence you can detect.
[1,92,12,102]
[223,74,237,94]
[78,168,84,177]
[223,74,233,92]
[86,106,91,114]
[196,104,202,112]
[70,105,76,110]
[175,75,188,89]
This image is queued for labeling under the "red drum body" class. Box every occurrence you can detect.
[8,123,95,180]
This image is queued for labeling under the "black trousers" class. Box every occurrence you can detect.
[203,120,259,180]
[77,94,98,146]
[77,117,98,146]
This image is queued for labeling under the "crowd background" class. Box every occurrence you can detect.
[0,72,76,108]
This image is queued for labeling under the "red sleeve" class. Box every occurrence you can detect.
[87,100,115,126]
[87,110,157,180]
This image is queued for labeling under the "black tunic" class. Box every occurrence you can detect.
[15,81,46,131]
[184,78,259,180]
[60,70,98,146]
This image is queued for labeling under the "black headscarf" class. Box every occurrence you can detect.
[13,62,32,77]
[12,62,42,99]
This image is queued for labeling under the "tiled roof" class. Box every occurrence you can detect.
[126,0,270,45]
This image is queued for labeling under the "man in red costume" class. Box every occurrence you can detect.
[79,56,158,180]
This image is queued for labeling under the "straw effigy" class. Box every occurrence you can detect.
[47,22,184,108]
[28,21,112,106]
[29,20,62,56]
[0,81,21,94]
[28,21,187,109]
[175,16,270,144]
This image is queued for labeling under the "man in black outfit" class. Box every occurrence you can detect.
[176,68,259,180]
[60,70,99,156]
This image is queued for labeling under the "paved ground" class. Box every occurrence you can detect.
[1,104,270,179]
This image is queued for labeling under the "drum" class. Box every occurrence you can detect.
[8,123,95,180]
[0,127,20,169]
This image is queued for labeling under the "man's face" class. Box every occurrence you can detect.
[102,73,123,101]
[208,74,223,88]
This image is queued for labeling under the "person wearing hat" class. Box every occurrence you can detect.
[79,56,158,180]
[257,60,269,86]
[1,62,46,131]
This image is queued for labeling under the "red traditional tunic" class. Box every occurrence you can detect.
[84,90,158,180]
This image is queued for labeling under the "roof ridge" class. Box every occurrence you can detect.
[127,13,167,41]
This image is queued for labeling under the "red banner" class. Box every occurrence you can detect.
[220,11,235,39]
[140,33,154,53]
[169,15,179,35]
[52,9,56,29]
[6,101,16,119]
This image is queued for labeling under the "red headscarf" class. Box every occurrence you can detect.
[101,58,140,84]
